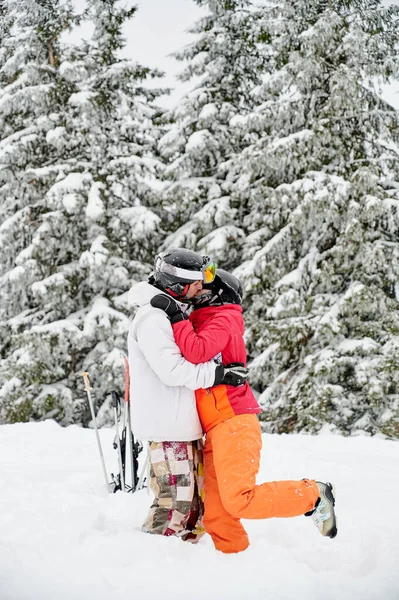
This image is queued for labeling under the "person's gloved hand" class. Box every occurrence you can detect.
[150,294,188,324]
[214,362,249,387]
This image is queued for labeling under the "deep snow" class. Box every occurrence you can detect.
[0,421,397,600]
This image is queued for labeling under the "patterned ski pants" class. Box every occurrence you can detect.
[142,439,205,542]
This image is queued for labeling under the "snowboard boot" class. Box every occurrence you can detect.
[305,481,337,539]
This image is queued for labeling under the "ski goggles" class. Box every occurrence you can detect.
[202,257,216,284]
[157,256,216,284]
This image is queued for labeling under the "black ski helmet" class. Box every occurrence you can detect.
[193,269,243,307]
[152,248,216,301]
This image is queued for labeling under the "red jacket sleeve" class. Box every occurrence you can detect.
[172,316,231,364]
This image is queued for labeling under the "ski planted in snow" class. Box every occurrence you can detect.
[82,356,146,494]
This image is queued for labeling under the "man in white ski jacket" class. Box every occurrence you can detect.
[128,248,248,541]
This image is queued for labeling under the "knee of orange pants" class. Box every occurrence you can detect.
[203,513,250,554]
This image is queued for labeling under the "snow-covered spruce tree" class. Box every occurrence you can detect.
[159,0,267,268]
[0,0,79,423]
[0,0,165,425]
[233,0,399,437]
[0,0,13,84]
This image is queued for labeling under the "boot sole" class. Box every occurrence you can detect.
[326,483,338,539]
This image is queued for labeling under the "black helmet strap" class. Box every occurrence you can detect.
[165,282,191,301]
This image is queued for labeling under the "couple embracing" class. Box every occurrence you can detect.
[127,248,337,554]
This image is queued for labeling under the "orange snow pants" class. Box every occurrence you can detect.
[203,414,320,554]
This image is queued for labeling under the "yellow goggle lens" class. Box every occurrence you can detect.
[203,261,216,283]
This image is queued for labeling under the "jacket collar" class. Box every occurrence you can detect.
[190,304,242,324]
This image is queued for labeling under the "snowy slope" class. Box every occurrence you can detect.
[0,422,397,600]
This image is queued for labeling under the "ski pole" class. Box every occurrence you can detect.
[136,450,149,492]
[111,391,125,492]
[82,372,110,493]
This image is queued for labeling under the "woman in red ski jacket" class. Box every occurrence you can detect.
[177,297,260,433]
[150,270,337,553]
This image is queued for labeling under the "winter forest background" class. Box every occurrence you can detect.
[1,0,399,440]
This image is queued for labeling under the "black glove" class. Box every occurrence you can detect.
[150,294,188,324]
[214,362,249,387]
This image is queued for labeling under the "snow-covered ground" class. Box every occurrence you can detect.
[0,421,397,600]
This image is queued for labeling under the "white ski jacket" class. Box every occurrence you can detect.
[127,281,217,442]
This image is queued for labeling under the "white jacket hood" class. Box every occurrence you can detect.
[128,281,162,308]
